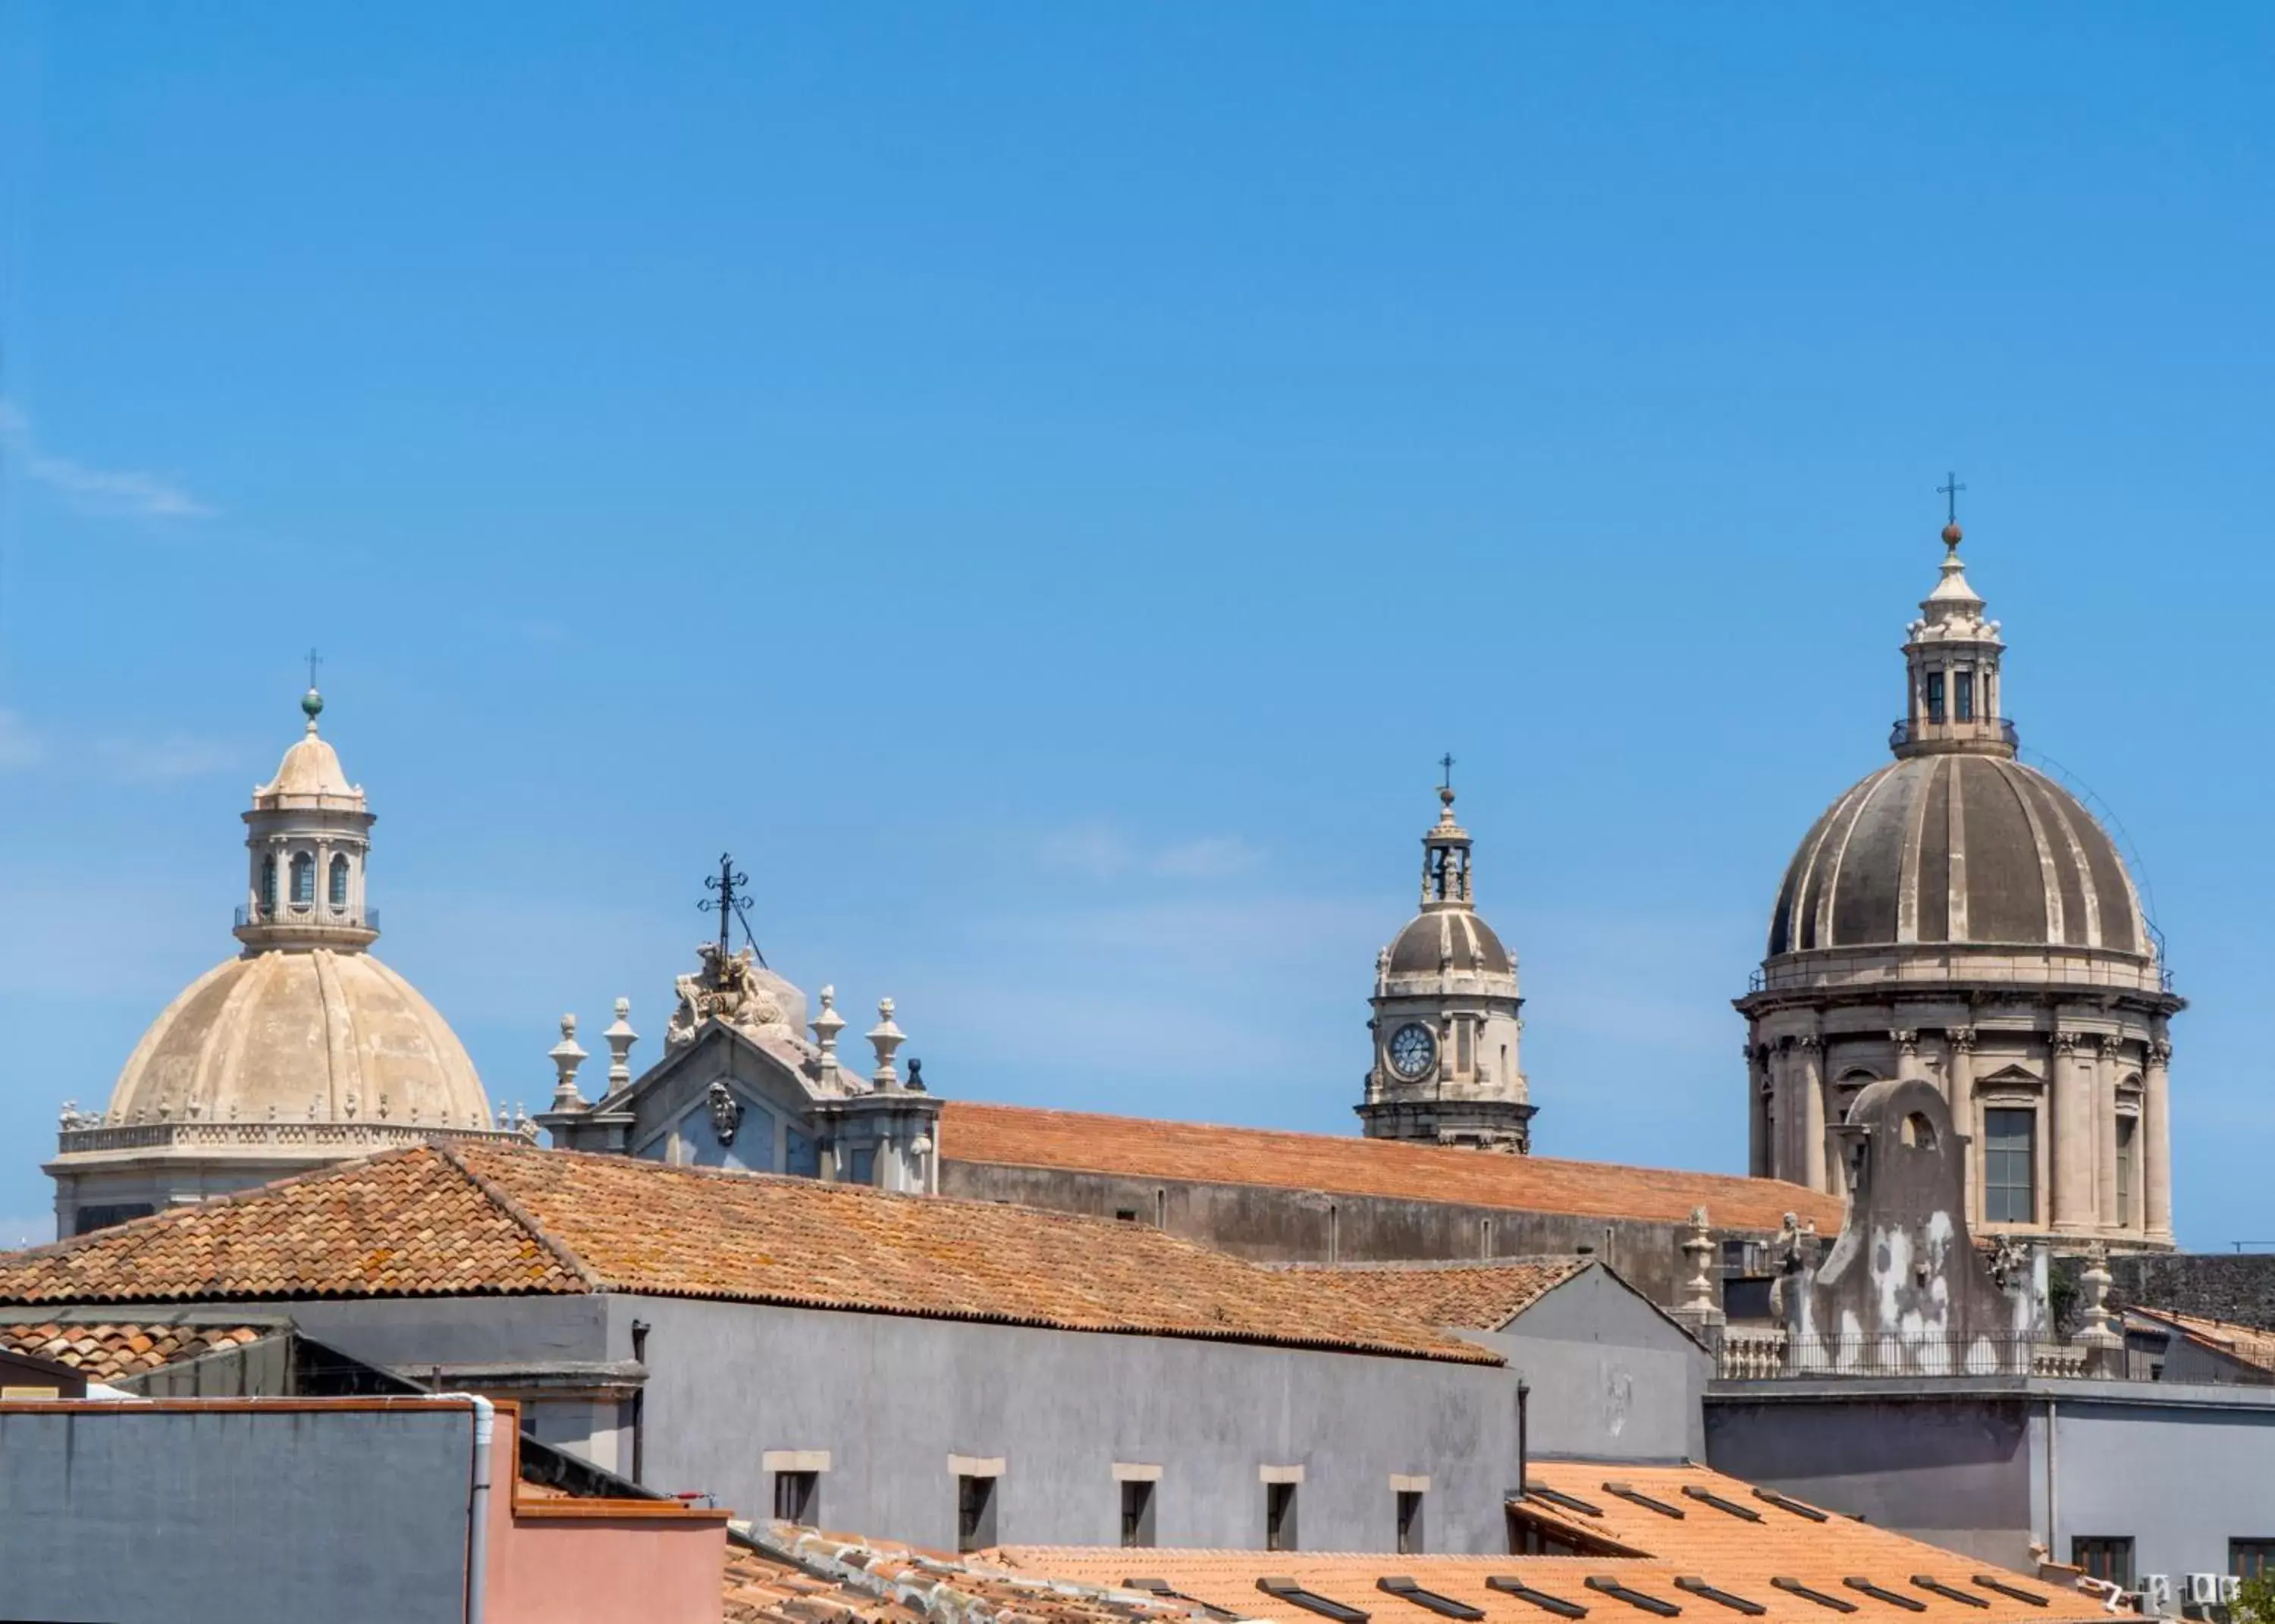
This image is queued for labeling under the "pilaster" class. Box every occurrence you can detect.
[2052,1027,2093,1232]
[1798,1034,1826,1194]
[2144,1034,2174,1241]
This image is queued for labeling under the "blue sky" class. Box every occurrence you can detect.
[1,5,2271,1246]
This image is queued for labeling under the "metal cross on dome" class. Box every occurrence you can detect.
[698,852,766,966]
[1439,752,1455,791]
[1938,472,1966,526]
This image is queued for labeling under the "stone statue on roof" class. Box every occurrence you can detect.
[667,940,805,1049]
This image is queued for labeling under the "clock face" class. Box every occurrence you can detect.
[1388,1021,1437,1080]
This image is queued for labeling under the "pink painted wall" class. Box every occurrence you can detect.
[483,1414,728,1624]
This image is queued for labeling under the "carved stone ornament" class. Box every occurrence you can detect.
[667,940,789,1049]
[707,1079,743,1146]
[2148,1040,2174,1068]
[1948,1026,1978,1053]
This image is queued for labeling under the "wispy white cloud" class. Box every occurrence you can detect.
[0,708,41,769]
[0,398,212,519]
[1040,823,1263,883]
[93,733,240,783]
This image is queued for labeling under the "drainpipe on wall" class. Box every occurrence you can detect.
[2044,1397,2059,1567]
[449,1393,496,1624]
[1517,1379,1530,1494]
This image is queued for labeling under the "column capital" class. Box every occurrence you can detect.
[1796,1033,1824,1054]
[2054,1030,2087,1056]
[1947,1026,1978,1052]
[2094,1033,2126,1061]
[2147,1039,2173,1068]
[1890,1028,1919,1055]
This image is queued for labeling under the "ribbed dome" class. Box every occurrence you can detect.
[256,732,358,802]
[1387,908,1514,976]
[105,950,491,1128]
[1768,754,2148,958]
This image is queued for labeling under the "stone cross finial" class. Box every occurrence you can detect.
[812,985,846,1079]
[549,1013,590,1113]
[602,999,638,1093]
[868,997,905,1089]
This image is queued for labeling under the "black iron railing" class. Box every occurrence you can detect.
[1890,717,2020,750]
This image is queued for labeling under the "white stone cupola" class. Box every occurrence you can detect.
[1357,775,1535,1153]
[1894,507,2014,760]
[234,684,378,953]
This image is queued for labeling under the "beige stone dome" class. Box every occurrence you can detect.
[104,948,491,1130]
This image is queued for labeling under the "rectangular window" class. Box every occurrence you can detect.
[848,1146,877,1186]
[956,1474,998,1553]
[1955,670,1975,721]
[773,1470,818,1525]
[1925,671,1947,724]
[1457,1020,1473,1074]
[1984,1108,2035,1224]
[1266,1481,1299,1552]
[2233,1541,2275,1579]
[1397,1489,1425,1555]
[2116,1116,2136,1227]
[2073,1538,2133,1589]
[1121,1479,1156,1548]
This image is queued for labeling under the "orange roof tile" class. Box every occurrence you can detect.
[0,1320,269,1381]
[0,1142,1495,1365]
[2127,1307,2275,1375]
[1293,1259,1593,1330]
[942,1102,1844,1233]
[726,1530,1192,1624]
[984,1462,2098,1624]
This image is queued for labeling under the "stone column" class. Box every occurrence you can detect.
[1948,1028,1979,1225]
[1746,1042,1766,1178]
[2145,1034,2174,1241]
[2095,1036,2121,1231]
[1798,1035,1826,1194]
[2052,1027,2092,1233]
[1768,1041,1793,1180]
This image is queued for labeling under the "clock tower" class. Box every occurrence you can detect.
[1357,779,1534,1152]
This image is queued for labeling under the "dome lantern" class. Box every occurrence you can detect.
[1894,480,2015,761]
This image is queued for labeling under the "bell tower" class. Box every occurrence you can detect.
[233,679,379,955]
[1357,770,1535,1152]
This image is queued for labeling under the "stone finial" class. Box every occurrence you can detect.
[2079,1241,2122,1353]
[868,997,905,1089]
[1671,1205,1727,1349]
[57,1099,76,1130]
[905,1056,926,1093]
[603,999,638,1093]
[549,1013,591,1113]
[812,985,847,1078]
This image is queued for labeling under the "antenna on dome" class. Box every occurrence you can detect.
[698,852,767,967]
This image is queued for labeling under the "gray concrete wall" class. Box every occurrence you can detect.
[2050,1393,2275,1583]
[942,1158,1763,1303]
[0,1403,475,1624]
[190,1293,612,1373]
[1475,1270,1709,1461]
[610,1294,1523,1554]
[1704,1392,2035,1569]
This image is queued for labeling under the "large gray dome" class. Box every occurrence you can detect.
[1387,908,1513,976]
[1768,754,2148,958]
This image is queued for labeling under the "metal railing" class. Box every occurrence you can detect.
[235,903,378,931]
[1889,717,2020,750]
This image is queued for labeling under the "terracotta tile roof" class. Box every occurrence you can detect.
[2127,1306,2275,1375]
[726,1527,1195,1624]
[985,1461,2099,1624]
[0,1321,269,1381]
[942,1102,1845,1233]
[1291,1258,1593,1330]
[0,1143,1495,1365]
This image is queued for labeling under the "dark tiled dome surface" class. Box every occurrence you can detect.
[1769,754,2145,958]
[1387,908,1514,975]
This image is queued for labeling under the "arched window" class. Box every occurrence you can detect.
[328,854,350,908]
[260,855,278,912]
[290,851,315,905]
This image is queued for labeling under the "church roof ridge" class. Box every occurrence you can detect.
[0,1142,1500,1366]
[940,1101,1845,1233]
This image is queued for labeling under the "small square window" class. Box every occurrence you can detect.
[1266,1481,1298,1552]
[1121,1479,1156,1548]
[773,1470,818,1525]
[2073,1537,2134,1590]
[848,1147,877,1186]
[1396,1489,1425,1555]
[957,1473,998,1553]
